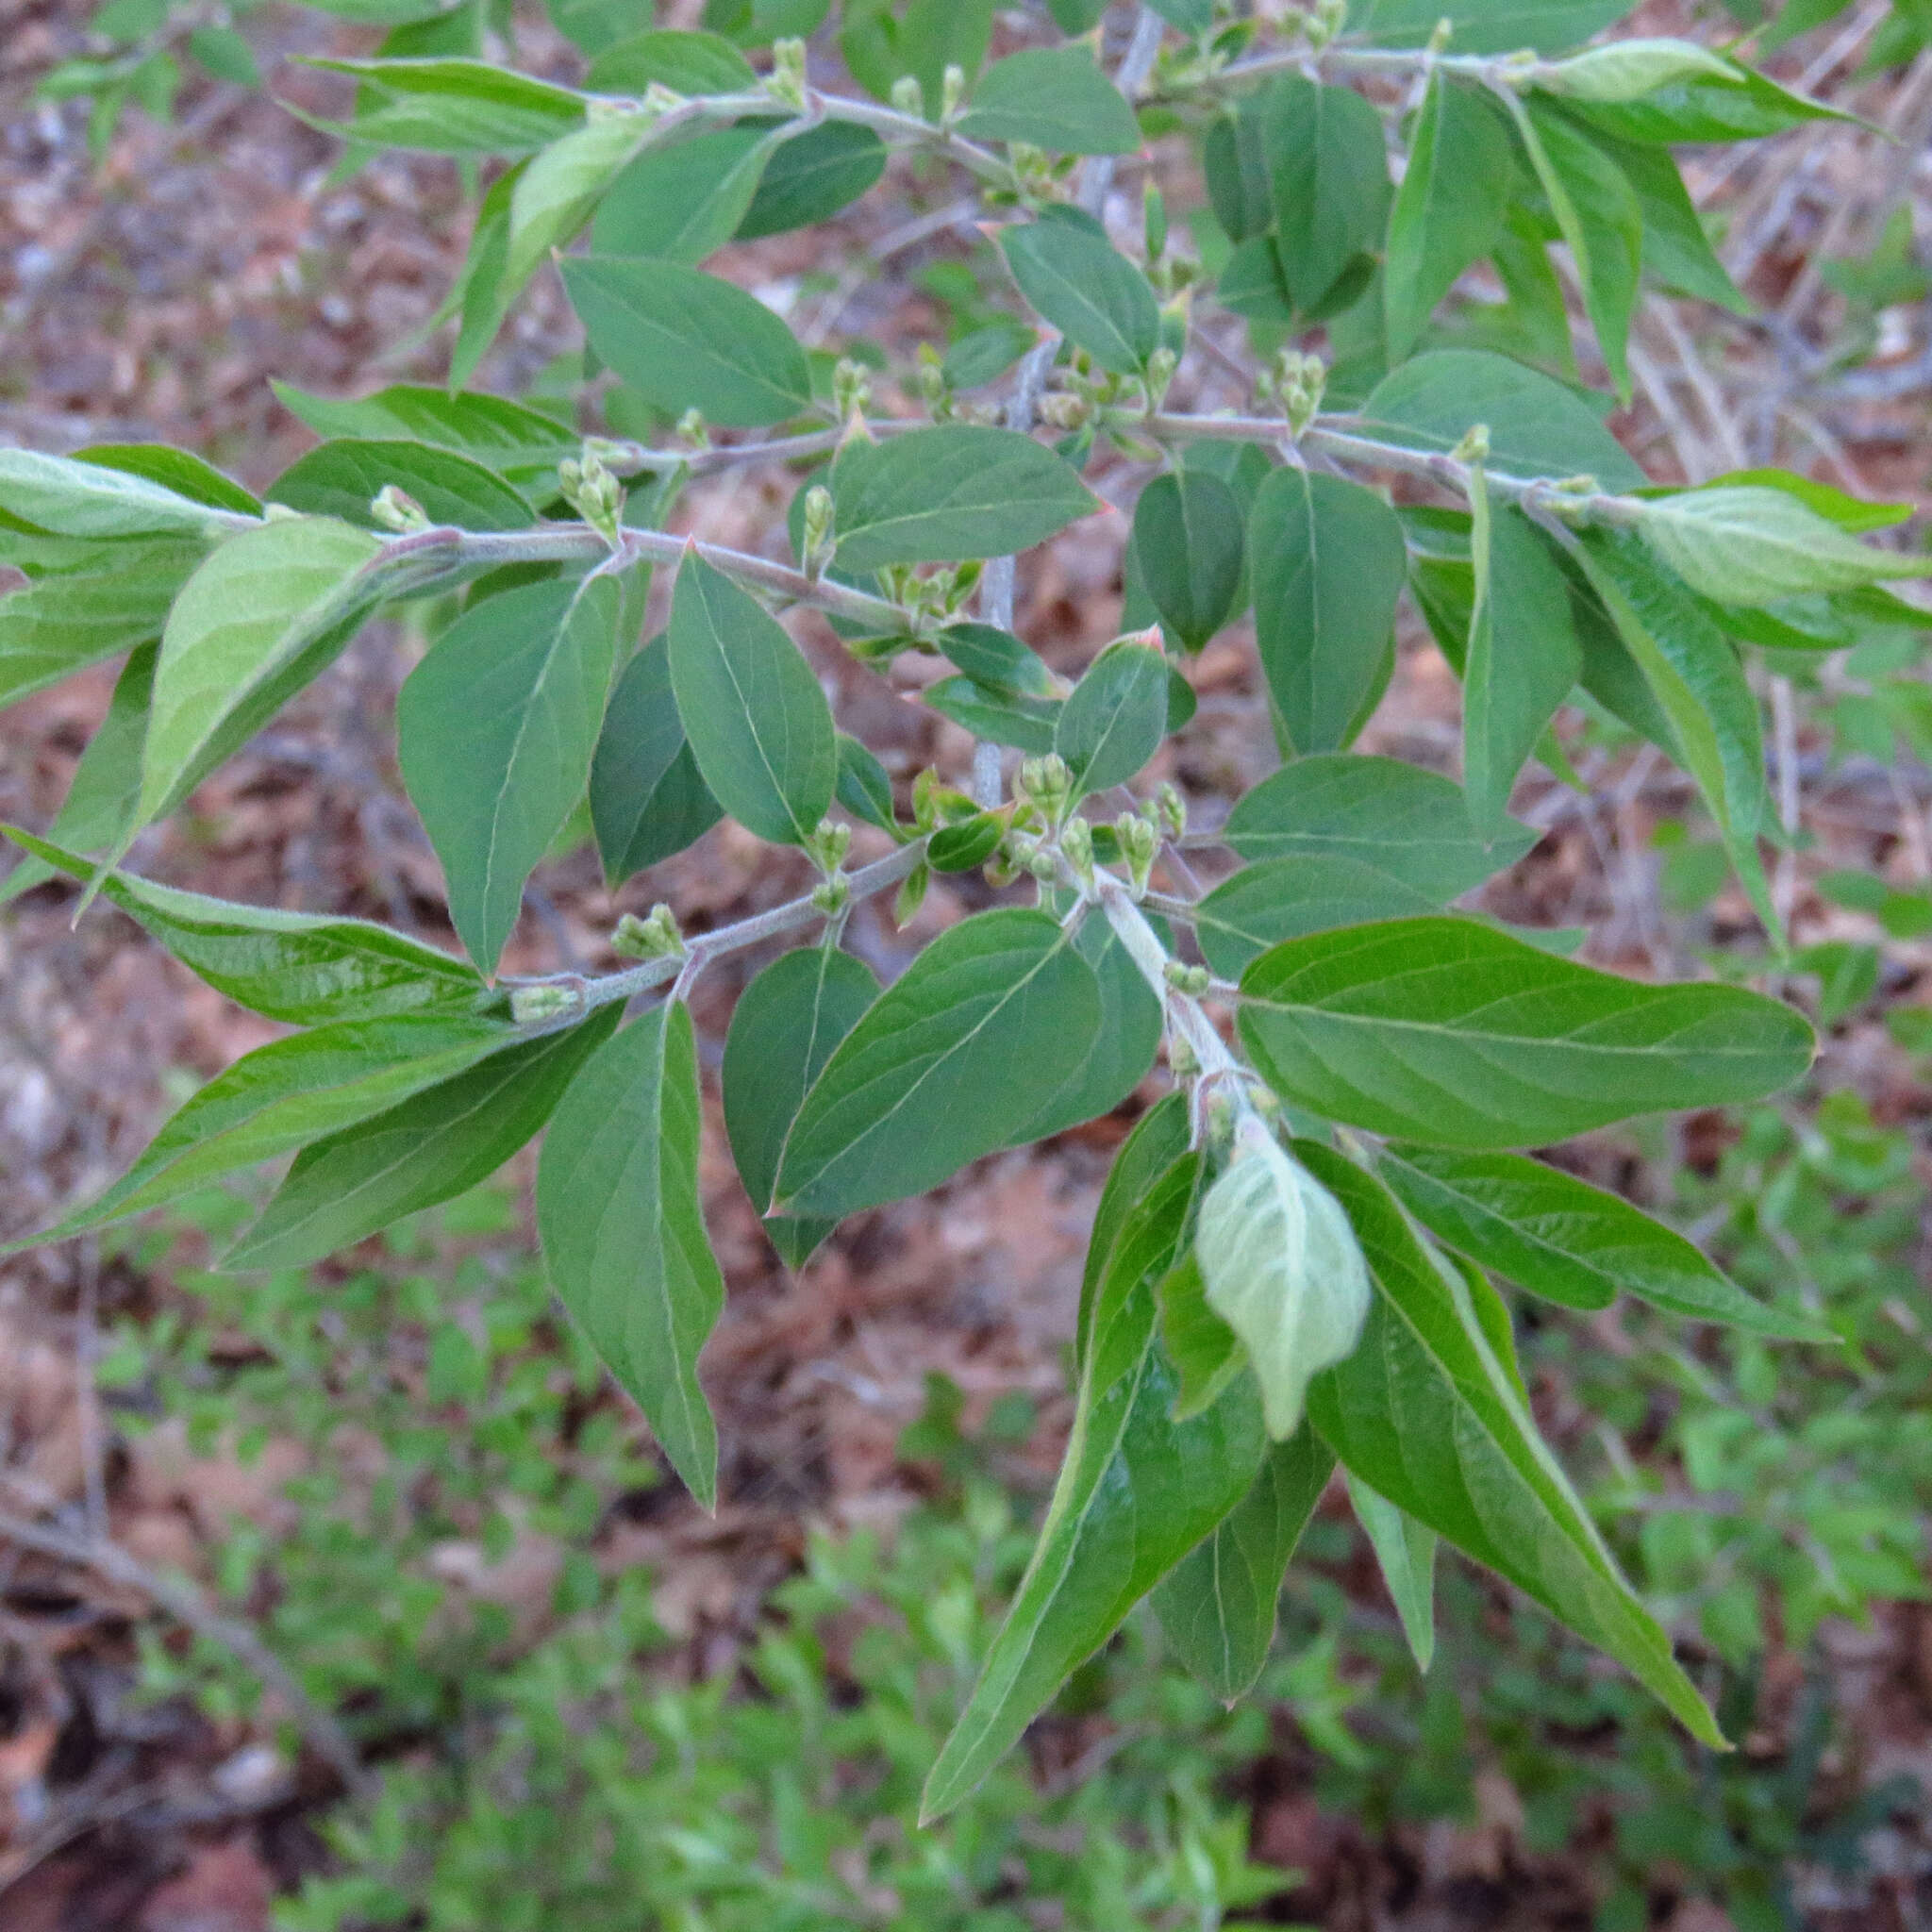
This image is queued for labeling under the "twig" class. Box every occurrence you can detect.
[0,1507,372,1799]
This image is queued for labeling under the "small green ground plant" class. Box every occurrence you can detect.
[8,0,1929,1817]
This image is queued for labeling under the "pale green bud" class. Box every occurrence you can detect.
[767,36,808,108]
[1451,422,1491,466]
[1155,781,1187,841]
[1197,1119,1371,1440]
[1168,1035,1201,1077]
[808,817,852,875]
[1144,344,1178,408]
[1038,391,1091,432]
[511,982,585,1025]
[940,61,966,122]
[675,408,709,448]
[800,484,835,579]
[832,356,873,422]
[1114,810,1158,895]
[370,485,429,534]
[811,874,851,916]
[891,73,924,118]
[1058,815,1095,887]
[1143,181,1167,262]
[611,904,683,961]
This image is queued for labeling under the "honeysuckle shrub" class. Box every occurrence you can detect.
[8,0,1926,1816]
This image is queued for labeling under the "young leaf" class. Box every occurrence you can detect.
[1512,99,1642,399]
[293,56,588,154]
[1077,1091,1192,1368]
[1224,755,1537,895]
[267,439,534,531]
[998,220,1159,375]
[73,445,261,519]
[561,257,813,425]
[1345,1472,1438,1673]
[398,575,622,975]
[736,122,886,239]
[667,554,835,848]
[834,733,899,837]
[1377,1144,1833,1340]
[1238,916,1815,1150]
[1462,494,1583,831]
[136,517,384,835]
[1264,75,1391,312]
[724,944,879,1268]
[1599,135,1750,314]
[1635,488,1932,606]
[830,426,1096,571]
[269,382,583,484]
[922,1154,1268,1820]
[1157,1253,1244,1423]
[923,679,1059,754]
[224,1005,622,1272]
[3,830,484,1023]
[1151,1428,1335,1702]
[590,638,724,885]
[958,47,1141,155]
[1193,857,1438,979]
[1197,1124,1372,1440]
[774,908,1102,1219]
[1358,349,1646,490]
[1384,75,1512,361]
[0,539,205,709]
[1205,104,1274,244]
[16,1014,514,1245]
[538,1002,726,1507]
[0,447,247,541]
[1053,637,1169,796]
[1249,469,1407,755]
[591,124,774,264]
[1574,528,1776,930]
[1130,471,1244,654]
[1298,1144,1724,1746]
[506,107,658,288]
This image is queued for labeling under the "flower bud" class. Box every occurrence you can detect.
[611,904,683,961]
[940,61,966,122]
[1058,814,1095,888]
[1155,781,1187,841]
[369,485,429,534]
[833,356,873,422]
[891,73,924,118]
[511,982,585,1025]
[1114,810,1158,896]
[767,36,808,108]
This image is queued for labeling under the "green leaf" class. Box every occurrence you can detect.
[1054,637,1169,796]
[1264,75,1391,312]
[1151,1429,1335,1702]
[562,257,812,426]
[1011,914,1163,1143]
[1077,1091,1191,1369]
[1378,1144,1832,1340]
[0,644,153,907]
[1637,488,1932,605]
[1574,528,1776,930]
[398,575,621,975]
[267,439,533,531]
[1384,76,1512,360]
[923,678,1059,754]
[591,123,774,264]
[1346,0,1636,52]
[1345,1472,1438,1673]
[724,944,879,1267]
[538,1002,725,1506]
[1193,857,1437,979]
[1239,916,1815,1150]
[841,0,991,116]
[997,220,1159,377]
[1225,755,1536,895]
[225,1005,622,1272]
[1358,349,1646,490]
[17,1014,514,1246]
[73,445,261,519]
[958,47,1141,155]
[135,518,384,836]
[590,638,723,885]
[1513,99,1641,399]
[1131,471,1244,654]
[4,829,484,1023]
[922,1154,1267,1819]
[1205,106,1274,245]
[936,622,1056,697]
[1198,1125,1371,1440]
[269,382,583,484]
[774,908,1101,1218]
[834,733,899,837]
[704,0,829,47]
[1248,469,1406,755]
[667,554,835,847]
[941,321,1036,391]
[737,121,886,239]
[1156,1253,1244,1423]
[584,28,756,94]
[0,447,245,541]
[1299,1143,1723,1745]
[1564,65,1844,147]
[1598,134,1750,314]
[293,56,587,154]
[0,539,204,709]
[830,426,1097,571]
[1463,494,1582,831]
[503,108,660,289]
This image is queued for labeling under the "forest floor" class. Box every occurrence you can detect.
[1,1,1930,1926]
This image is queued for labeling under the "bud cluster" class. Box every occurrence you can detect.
[610,903,684,962]
[510,980,588,1025]
[1257,348,1325,438]
[558,447,625,544]
[799,484,835,583]
[766,36,808,109]
[879,559,982,633]
[369,485,430,534]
